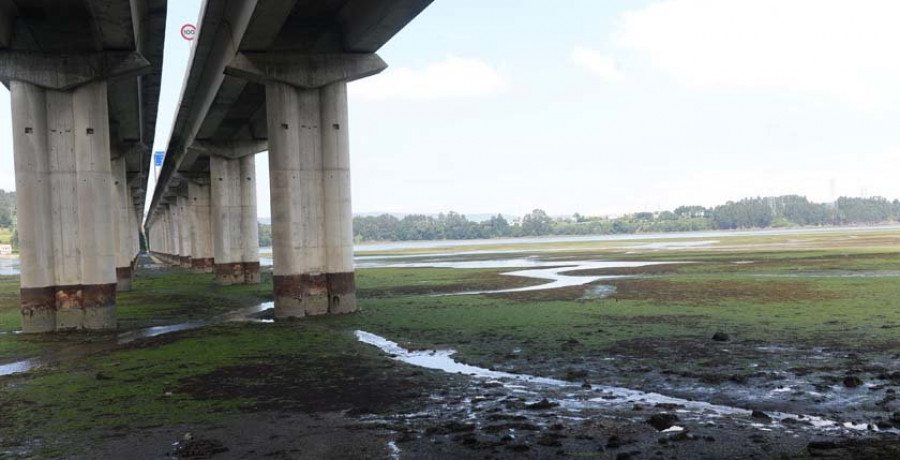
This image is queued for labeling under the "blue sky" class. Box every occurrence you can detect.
[3,0,900,219]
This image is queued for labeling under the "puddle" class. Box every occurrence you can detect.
[0,303,275,377]
[360,258,676,295]
[0,257,20,276]
[355,330,890,434]
[387,441,401,460]
[627,240,718,250]
[581,284,617,299]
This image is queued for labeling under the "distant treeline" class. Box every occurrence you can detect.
[347,195,900,242]
[0,190,17,250]
[0,189,14,229]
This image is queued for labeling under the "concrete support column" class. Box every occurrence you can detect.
[12,80,117,332]
[112,156,135,291]
[210,155,258,285]
[131,205,140,264]
[171,201,183,264]
[266,80,356,318]
[166,204,178,264]
[240,156,260,283]
[177,195,193,268]
[188,180,214,273]
[320,82,356,313]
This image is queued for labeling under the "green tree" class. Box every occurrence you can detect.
[521,209,553,236]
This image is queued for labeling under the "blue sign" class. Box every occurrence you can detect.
[154,151,165,166]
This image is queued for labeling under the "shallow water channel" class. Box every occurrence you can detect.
[360,258,674,295]
[354,331,887,435]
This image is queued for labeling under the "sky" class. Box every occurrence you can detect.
[3,0,900,219]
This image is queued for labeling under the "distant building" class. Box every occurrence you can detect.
[0,244,11,255]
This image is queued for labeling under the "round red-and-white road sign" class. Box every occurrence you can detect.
[181,24,197,41]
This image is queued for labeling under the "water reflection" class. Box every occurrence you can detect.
[0,303,275,376]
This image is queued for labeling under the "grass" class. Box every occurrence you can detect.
[0,228,12,245]
[2,226,900,455]
[1,320,441,457]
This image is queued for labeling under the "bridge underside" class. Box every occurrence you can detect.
[4,0,432,332]
[146,0,432,320]
[1,0,165,332]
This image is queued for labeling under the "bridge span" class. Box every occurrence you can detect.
[5,0,433,332]
[2,0,166,332]
[146,0,431,321]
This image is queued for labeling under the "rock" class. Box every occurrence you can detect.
[581,381,592,390]
[525,398,558,410]
[670,432,698,442]
[481,380,503,389]
[751,410,772,422]
[712,332,731,342]
[647,413,680,431]
[808,439,900,458]
[891,412,900,427]
[565,369,588,380]
[843,376,864,388]
[654,403,684,410]
[174,437,228,459]
[537,433,564,447]
[607,435,636,449]
[95,372,113,381]
[444,421,476,433]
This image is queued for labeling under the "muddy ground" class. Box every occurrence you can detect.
[3,234,900,459]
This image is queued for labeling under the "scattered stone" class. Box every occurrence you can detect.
[891,412,900,427]
[712,332,731,342]
[95,372,113,381]
[482,422,541,433]
[487,413,527,422]
[565,369,588,380]
[647,414,680,431]
[525,398,558,410]
[751,410,772,422]
[426,421,475,434]
[607,435,636,449]
[174,437,228,459]
[481,380,503,389]
[537,433,565,447]
[581,381,592,390]
[808,439,900,458]
[655,403,684,410]
[670,432,698,443]
[843,376,864,388]
[781,417,812,426]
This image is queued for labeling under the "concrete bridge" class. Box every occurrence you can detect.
[2,0,166,333]
[5,0,432,333]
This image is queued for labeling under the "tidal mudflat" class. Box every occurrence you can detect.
[2,227,900,458]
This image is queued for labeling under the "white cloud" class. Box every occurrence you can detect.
[349,56,507,101]
[614,0,900,108]
[571,46,623,81]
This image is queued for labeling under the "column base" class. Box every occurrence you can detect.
[214,262,245,285]
[243,262,260,284]
[116,266,133,292]
[191,257,215,273]
[273,272,357,318]
[180,256,193,268]
[20,284,117,333]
